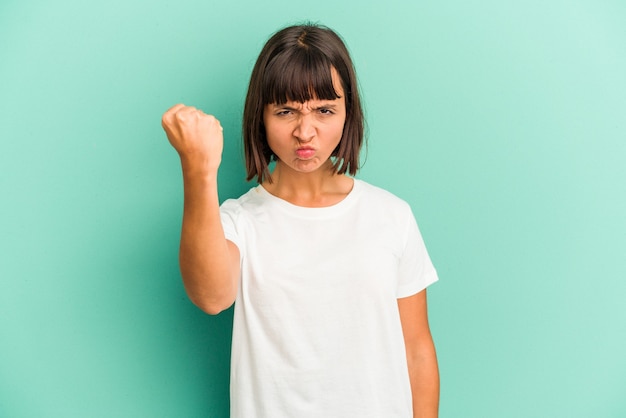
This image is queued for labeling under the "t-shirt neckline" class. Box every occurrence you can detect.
[255,178,362,219]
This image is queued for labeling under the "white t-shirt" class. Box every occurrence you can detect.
[220,179,438,418]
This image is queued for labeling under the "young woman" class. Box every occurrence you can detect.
[162,24,439,418]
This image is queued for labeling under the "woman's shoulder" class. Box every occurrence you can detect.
[353,179,415,219]
[355,179,410,206]
[220,185,267,213]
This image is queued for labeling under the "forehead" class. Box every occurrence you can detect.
[262,54,345,105]
[276,71,345,105]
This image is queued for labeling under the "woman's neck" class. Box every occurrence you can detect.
[262,161,354,208]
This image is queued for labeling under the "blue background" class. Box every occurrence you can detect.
[1,1,625,416]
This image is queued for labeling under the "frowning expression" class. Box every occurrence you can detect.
[263,68,346,175]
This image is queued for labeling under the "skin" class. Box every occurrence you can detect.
[161,104,240,314]
[161,68,439,417]
[261,69,353,207]
[399,290,440,417]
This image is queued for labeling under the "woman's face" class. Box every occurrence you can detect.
[263,68,346,176]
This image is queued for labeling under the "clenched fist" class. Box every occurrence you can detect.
[162,104,224,174]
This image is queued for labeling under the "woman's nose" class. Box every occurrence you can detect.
[293,115,315,142]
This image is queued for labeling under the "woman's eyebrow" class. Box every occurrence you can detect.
[276,104,300,110]
[270,102,339,111]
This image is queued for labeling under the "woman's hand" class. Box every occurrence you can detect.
[161,104,224,175]
[162,104,239,314]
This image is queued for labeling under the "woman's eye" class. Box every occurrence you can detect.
[319,108,334,115]
[276,110,292,116]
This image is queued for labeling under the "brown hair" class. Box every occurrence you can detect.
[243,23,365,183]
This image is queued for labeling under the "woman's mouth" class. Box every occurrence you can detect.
[295,148,316,159]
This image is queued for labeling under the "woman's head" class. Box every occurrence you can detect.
[243,24,364,183]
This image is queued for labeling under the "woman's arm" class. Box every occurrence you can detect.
[398,289,439,418]
[162,104,240,315]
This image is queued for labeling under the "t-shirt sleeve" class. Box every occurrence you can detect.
[396,207,438,298]
[219,199,243,252]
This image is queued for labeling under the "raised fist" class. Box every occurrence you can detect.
[161,104,224,173]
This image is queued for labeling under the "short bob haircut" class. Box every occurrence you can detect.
[243,23,365,183]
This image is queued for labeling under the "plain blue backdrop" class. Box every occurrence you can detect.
[1,1,625,416]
